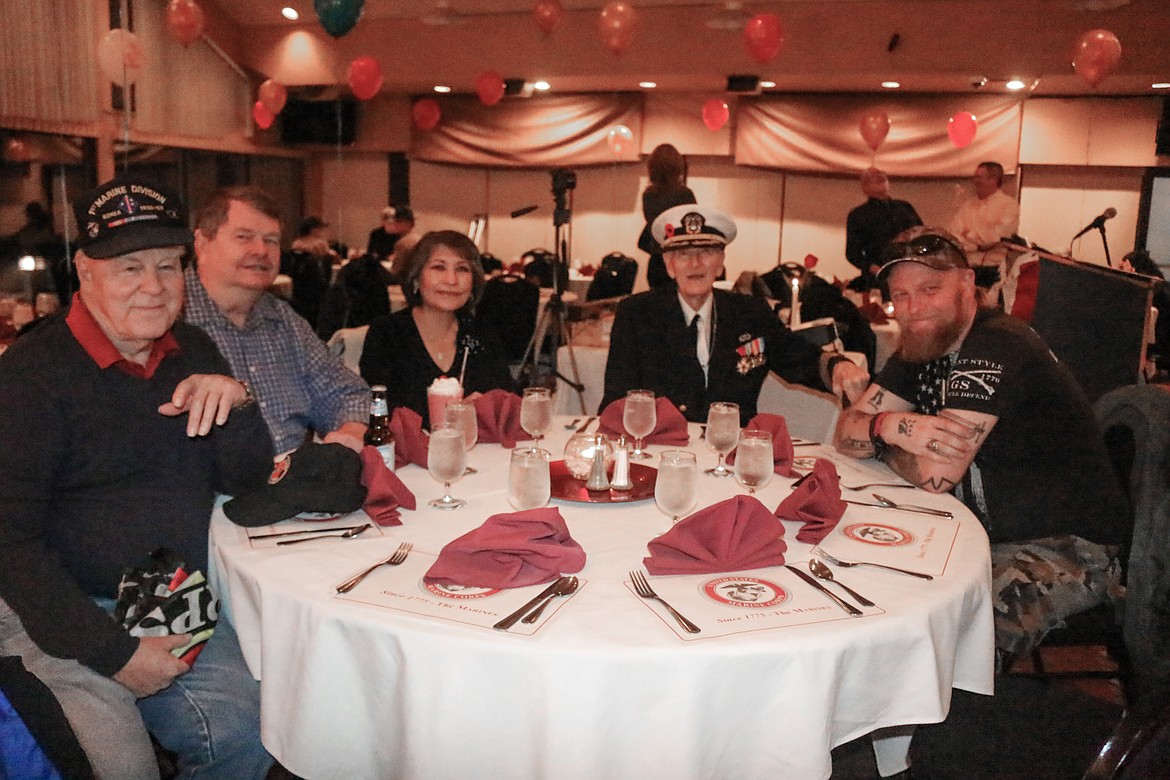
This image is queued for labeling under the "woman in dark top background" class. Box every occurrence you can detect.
[639,144,697,289]
[360,231,513,427]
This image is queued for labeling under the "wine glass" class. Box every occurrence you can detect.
[427,425,468,509]
[704,402,740,477]
[734,429,774,495]
[445,401,478,475]
[520,387,553,449]
[655,450,697,523]
[623,389,657,460]
[508,447,551,510]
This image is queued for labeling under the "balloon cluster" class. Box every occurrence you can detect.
[253,79,287,130]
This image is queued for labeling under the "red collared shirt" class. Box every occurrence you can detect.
[65,292,179,379]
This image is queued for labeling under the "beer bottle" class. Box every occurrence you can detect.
[365,385,395,470]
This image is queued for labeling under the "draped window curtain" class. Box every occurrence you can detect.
[411,94,644,168]
[735,94,1023,177]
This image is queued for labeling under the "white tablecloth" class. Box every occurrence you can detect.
[210,421,993,780]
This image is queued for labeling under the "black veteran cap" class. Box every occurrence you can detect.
[651,204,738,251]
[75,175,194,259]
[878,227,969,281]
[223,442,367,525]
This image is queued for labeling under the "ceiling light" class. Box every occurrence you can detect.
[760,80,776,89]
[281,7,299,21]
[433,85,451,93]
[1153,83,1170,89]
[639,81,657,89]
[1005,79,1027,91]
[533,81,551,91]
[881,81,901,89]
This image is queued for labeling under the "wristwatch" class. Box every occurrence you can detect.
[234,380,256,409]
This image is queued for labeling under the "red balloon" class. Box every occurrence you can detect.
[947,111,978,149]
[803,254,818,270]
[347,56,384,101]
[258,79,287,115]
[858,112,890,152]
[252,101,275,130]
[3,138,31,163]
[743,13,784,64]
[702,98,729,132]
[413,99,442,131]
[165,0,206,46]
[1072,29,1122,88]
[607,125,634,157]
[532,0,564,36]
[475,71,506,106]
[598,2,638,56]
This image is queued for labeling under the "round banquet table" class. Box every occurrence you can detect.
[208,419,994,780]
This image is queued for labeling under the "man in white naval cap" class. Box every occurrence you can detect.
[602,204,868,424]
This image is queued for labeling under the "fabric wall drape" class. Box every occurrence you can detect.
[0,0,99,126]
[736,94,1023,177]
[410,94,644,168]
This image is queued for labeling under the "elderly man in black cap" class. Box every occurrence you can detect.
[832,226,1129,662]
[0,175,276,778]
[602,204,868,424]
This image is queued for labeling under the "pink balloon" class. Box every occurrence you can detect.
[413,99,442,131]
[702,98,729,132]
[858,112,890,152]
[258,79,287,115]
[475,71,506,106]
[96,29,145,85]
[743,13,784,64]
[347,56,384,101]
[607,125,634,157]
[252,100,275,130]
[597,2,638,56]
[947,111,978,149]
[165,0,206,46]
[532,0,564,36]
[1072,29,1122,88]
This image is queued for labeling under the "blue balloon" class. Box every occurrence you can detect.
[314,0,364,38]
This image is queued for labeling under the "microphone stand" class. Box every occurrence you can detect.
[1096,224,1113,268]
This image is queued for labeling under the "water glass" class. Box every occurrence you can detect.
[623,389,657,460]
[445,401,479,475]
[427,425,467,509]
[705,402,740,477]
[655,450,697,523]
[508,447,551,510]
[520,387,553,448]
[734,429,774,495]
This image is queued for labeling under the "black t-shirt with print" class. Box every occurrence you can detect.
[877,308,1128,545]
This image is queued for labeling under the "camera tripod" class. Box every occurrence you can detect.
[518,170,587,413]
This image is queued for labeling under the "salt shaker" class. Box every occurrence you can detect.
[610,435,633,491]
[585,435,611,491]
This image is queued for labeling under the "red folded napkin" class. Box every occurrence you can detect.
[598,396,689,445]
[423,507,586,589]
[724,413,796,476]
[359,446,416,526]
[643,495,787,575]
[774,458,847,544]
[389,407,429,469]
[474,389,533,449]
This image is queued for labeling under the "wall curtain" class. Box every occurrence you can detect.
[410,94,644,168]
[736,94,1023,177]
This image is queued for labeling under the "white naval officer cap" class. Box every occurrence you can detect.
[651,204,738,251]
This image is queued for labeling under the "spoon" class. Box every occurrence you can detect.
[871,493,953,518]
[521,575,579,624]
[808,560,875,607]
[277,523,371,546]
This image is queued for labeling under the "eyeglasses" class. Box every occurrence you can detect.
[882,234,965,266]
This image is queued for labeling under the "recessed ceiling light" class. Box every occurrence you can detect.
[1005,79,1027,91]
[433,85,451,93]
[881,81,901,89]
[533,80,551,91]
[1153,83,1170,89]
[281,7,299,21]
[639,81,657,89]
[759,80,776,89]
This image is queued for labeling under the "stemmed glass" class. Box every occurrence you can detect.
[445,401,478,475]
[508,447,551,510]
[623,389,657,460]
[655,450,697,523]
[734,429,774,495]
[520,387,553,450]
[427,425,468,509]
[705,402,740,477]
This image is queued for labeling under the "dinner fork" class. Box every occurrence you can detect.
[811,547,934,580]
[837,480,916,491]
[629,570,700,633]
[335,542,413,593]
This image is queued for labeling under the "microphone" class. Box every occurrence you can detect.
[1071,207,1117,241]
[510,205,539,218]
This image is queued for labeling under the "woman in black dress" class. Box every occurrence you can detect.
[639,144,697,289]
[360,231,513,427]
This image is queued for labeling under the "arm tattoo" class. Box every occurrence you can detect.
[897,416,915,436]
[865,388,887,412]
[919,475,958,491]
[839,437,875,453]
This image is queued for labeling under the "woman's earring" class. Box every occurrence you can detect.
[411,280,420,294]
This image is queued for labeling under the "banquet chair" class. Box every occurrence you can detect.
[1082,679,1170,780]
[325,325,369,375]
[585,252,637,301]
[477,273,539,364]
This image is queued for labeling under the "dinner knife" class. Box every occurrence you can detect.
[784,565,863,616]
[493,577,569,631]
[843,500,953,518]
[249,523,366,541]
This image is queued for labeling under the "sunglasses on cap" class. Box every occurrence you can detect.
[881,234,967,269]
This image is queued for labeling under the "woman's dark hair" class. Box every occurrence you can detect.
[646,144,687,188]
[400,230,486,315]
[1123,249,1165,280]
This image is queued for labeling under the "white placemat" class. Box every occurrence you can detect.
[245,515,388,548]
[816,512,960,577]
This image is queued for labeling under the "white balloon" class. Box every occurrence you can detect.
[96,29,146,86]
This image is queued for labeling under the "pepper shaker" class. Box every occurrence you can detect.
[585,434,611,491]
